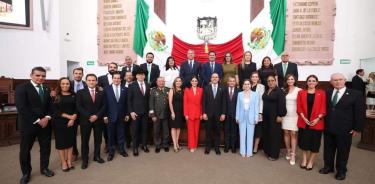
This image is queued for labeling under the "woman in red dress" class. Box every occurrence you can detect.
[183,76,203,152]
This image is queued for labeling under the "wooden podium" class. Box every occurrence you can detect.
[357,110,375,151]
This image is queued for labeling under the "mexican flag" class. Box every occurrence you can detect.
[243,0,286,64]
[133,0,172,67]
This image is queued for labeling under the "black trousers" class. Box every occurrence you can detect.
[103,123,108,146]
[205,116,221,149]
[224,116,238,149]
[323,131,352,174]
[72,123,79,155]
[124,119,132,147]
[131,115,148,148]
[19,126,52,175]
[80,122,104,162]
[153,118,169,148]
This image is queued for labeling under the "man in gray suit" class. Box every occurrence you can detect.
[149,77,170,153]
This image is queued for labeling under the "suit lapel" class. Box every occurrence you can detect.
[336,89,350,107]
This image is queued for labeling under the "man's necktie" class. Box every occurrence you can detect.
[211,63,214,72]
[332,90,339,106]
[90,89,96,102]
[75,83,80,93]
[282,63,287,77]
[213,85,217,98]
[147,64,151,83]
[229,87,233,100]
[140,82,145,95]
[36,84,45,103]
[115,86,120,102]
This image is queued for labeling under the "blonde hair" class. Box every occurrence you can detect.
[241,51,252,69]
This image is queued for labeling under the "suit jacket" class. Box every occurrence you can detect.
[179,60,201,87]
[200,62,223,86]
[98,74,111,88]
[253,84,265,113]
[76,88,106,125]
[202,84,226,117]
[274,62,298,87]
[297,89,326,130]
[104,85,127,122]
[127,81,150,116]
[235,91,259,124]
[140,63,160,88]
[149,87,170,119]
[15,82,52,135]
[183,87,203,119]
[69,80,87,94]
[223,87,240,117]
[325,88,365,135]
[351,75,366,95]
[121,64,140,79]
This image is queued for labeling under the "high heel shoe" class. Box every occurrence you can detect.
[289,153,296,165]
[285,150,291,160]
[174,147,179,153]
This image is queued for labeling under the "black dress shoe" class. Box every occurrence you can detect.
[142,146,150,153]
[319,167,334,174]
[204,149,210,155]
[224,147,229,153]
[155,147,161,153]
[20,174,30,184]
[107,154,114,161]
[335,173,346,180]
[120,151,128,157]
[94,156,105,163]
[133,148,139,156]
[41,168,55,177]
[215,148,221,155]
[164,147,169,152]
[81,161,88,169]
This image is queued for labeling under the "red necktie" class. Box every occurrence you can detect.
[90,89,96,102]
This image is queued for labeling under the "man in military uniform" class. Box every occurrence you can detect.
[149,77,170,153]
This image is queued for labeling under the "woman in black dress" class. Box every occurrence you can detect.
[257,56,278,86]
[238,51,257,88]
[53,77,77,171]
[262,75,287,160]
[168,77,184,152]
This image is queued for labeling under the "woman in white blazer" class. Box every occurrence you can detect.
[249,72,265,154]
[236,79,260,157]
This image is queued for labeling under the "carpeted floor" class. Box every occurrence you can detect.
[0,136,374,184]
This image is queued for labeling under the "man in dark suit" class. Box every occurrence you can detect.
[179,49,201,88]
[319,73,365,180]
[103,72,129,161]
[69,67,87,160]
[351,69,366,96]
[140,52,160,88]
[120,56,140,80]
[16,67,54,184]
[98,62,119,151]
[127,68,151,156]
[122,71,133,148]
[202,73,226,155]
[76,74,107,169]
[149,77,170,153]
[200,51,223,87]
[223,76,240,153]
[274,52,298,88]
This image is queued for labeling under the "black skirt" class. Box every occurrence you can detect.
[298,128,322,153]
[254,121,263,138]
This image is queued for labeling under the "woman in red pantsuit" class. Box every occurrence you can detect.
[183,76,203,152]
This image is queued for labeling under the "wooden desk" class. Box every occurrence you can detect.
[0,112,20,146]
[357,111,375,151]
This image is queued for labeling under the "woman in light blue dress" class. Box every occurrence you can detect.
[236,79,260,157]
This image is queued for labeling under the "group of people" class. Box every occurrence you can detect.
[15,50,365,184]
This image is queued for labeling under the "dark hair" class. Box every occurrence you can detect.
[146,52,154,57]
[190,75,199,82]
[165,56,178,70]
[112,71,121,78]
[356,69,364,74]
[305,75,319,89]
[261,56,273,69]
[284,74,297,93]
[108,62,118,68]
[73,67,84,73]
[208,51,216,55]
[250,71,260,85]
[223,52,233,64]
[54,77,70,103]
[86,73,97,80]
[31,66,46,74]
